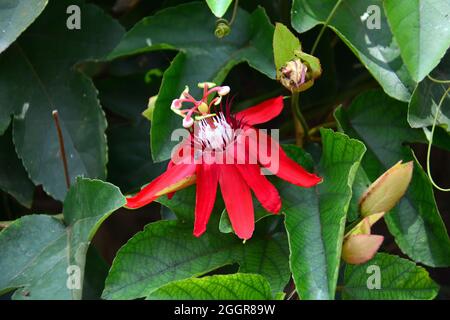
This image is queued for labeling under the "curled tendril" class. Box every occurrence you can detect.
[214,19,231,38]
[426,84,450,192]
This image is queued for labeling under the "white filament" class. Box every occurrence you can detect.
[197,113,233,150]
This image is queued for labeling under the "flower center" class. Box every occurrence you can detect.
[197,113,234,150]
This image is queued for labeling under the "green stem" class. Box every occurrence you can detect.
[308,121,336,136]
[426,86,450,192]
[427,75,450,84]
[310,0,342,55]
[291,92,309,146]
[228,0,239,26]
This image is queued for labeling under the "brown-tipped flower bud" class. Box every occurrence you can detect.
[359,161,413,217]
[279,59,312,93]
[342,234,384,265]
[278,50,322,93]
[342,212,386,265]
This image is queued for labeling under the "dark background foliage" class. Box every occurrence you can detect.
[0,0,449,300]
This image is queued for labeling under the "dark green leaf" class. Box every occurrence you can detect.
[284,129,366,300]
[0,178,125,299]
[343,253,439,300]
[148,273,273,300]
[335,90,450,267]
[108,2,275,161]
[291,0,415,102]
[0,0,124,200]
[0,126,34,207]
[102,219,290,299]
[384,0,450,82]
[0,0,48,53]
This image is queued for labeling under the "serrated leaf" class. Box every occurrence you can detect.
[335,90,450,267]
[148,273,273,300]
[0,178,125,299]
[283,129,366,300]
[0,126,34,207]
[102,218,290,299]
[291,0,415,102]
[108,2,275,161]
[343,253,439,299]
[0,0,48,53]
[384,0,450,82]
[0,0,124,200]
[205,0,233,18]
[347,167,370,222]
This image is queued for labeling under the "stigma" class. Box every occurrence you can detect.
[170,82,231,128]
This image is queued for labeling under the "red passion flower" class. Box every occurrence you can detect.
[126,83,321,240]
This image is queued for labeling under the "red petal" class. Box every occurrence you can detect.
[236,164,281,213]
[166,161,176,200]
[235,96,284,126]
[258,131,321,187]
[167,136,194,200]
[193,164,220,237]
[219,165,254,240]
[126,163,196,209]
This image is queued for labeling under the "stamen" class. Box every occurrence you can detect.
[197,113,234,150]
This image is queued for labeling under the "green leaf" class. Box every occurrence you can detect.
[335,90,450,267]
[148,273,273,300]
[205,0,233,18]
[284,129,366,300]
[157,185,197,222]
[408,54,450,131]
[102,218,290,299]
[218,198,273,235]
[0,0,124,200]
[0,126,34,207]
[0,178,125,299]
[347,167,370,222]
[108,2,275,161]
[291,0,415,102]
[343,253,439,300]
[273,23,301,76]
[384,0,450,82]
[0,0,48,53]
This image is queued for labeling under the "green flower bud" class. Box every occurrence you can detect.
[215,19,231,38]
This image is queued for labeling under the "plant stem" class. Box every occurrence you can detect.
[427,74,450,84]
[0,220,12,229]
[310,0,342,55]
[291,92,309,146]
[229,0,239,26]
[426,86,450,192]
[52,110,71,190]
[308,121,336,136]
